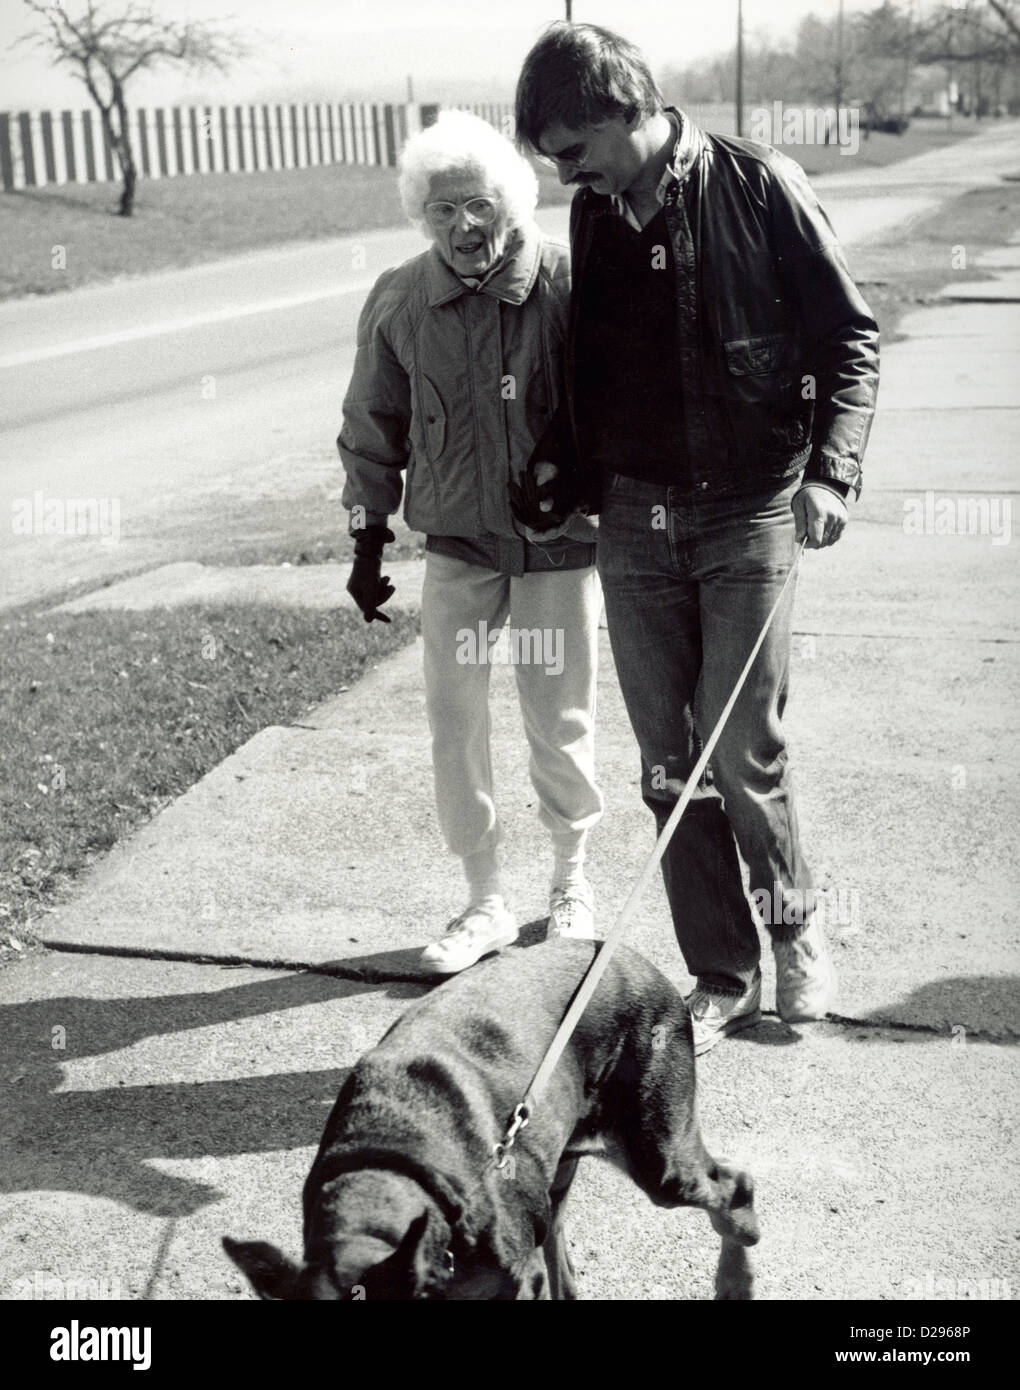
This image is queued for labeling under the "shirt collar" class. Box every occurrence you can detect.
[611,107,695,228]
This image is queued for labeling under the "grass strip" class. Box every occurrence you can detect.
[849,181,1020,341]
[0,163,406,299]
[0,603,418,955]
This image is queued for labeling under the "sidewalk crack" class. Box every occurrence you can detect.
[36,938,1016,1043]
[38,936,436,986]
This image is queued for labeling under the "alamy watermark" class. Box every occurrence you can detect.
[749,101,860,157]
[455,621,564,676]
[12,1269,122,1299]
[903,491,1011,545]
[752,882,860,936]
[12,491,121,544]
[50,1321,151,1371]
[901,1270,1011,1300]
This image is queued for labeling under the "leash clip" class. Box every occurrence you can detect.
[493,1102,531,1169]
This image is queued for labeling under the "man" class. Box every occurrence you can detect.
[512,23,879,1053]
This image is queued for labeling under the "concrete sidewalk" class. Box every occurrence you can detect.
[2,263,1018,1305]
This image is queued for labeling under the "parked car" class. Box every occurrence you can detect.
[860,111,910,134]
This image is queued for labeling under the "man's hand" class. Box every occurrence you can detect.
[347,524,395,622]
[793,485,849,550]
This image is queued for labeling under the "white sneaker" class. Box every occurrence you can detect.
[773,914,837,1022]
[420,898,518,975]
[547,882,595,939]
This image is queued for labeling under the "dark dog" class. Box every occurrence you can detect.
[223,940,759,1300]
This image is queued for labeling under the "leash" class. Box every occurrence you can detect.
[493,538,808,1172]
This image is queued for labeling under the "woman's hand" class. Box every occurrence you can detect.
[509,461,569,532]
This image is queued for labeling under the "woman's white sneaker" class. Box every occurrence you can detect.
[420,898,518,975]
[547,882,596,939]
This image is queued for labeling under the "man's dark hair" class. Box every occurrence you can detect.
[515,22,664,153]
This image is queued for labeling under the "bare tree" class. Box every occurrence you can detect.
[16,1,248,215]
[663,2,1019,123]
[854,2,917,124]
[915,0,1020,63]
[793,13,859,107]
[892,1,1020,115]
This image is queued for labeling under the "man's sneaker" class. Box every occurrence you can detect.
[773,915,837,1022]
[685,972,762,1057]
[420,898,518,976]
[547,882,595,939]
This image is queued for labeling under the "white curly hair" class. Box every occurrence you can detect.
[398,109,539,236]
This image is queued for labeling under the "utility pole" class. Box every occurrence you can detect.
[835,0,845,114]
[565,1,573,19]
[947,0,956,128]
[735,0,744,138]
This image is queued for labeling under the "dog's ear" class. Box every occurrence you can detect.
[360,1210,451,1300]
[223,1236,305,1300]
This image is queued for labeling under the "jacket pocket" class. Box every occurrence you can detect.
[723,332,787,376]
[419,374,447,460]
[720,332,810,456]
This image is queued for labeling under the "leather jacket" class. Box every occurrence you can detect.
[548,109,879,510]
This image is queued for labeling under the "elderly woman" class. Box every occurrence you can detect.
[339,110,602,974]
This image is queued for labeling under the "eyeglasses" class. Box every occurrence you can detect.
[424,196,502,229]
[536,125,606,172]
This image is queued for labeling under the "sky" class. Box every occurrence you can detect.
[1,0,879,109]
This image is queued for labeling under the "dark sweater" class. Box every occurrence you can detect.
[574,208,689,486]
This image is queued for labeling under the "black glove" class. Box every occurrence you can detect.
[347,525,395,623]
[508,466,571,532]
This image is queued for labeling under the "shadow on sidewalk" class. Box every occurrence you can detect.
[14,937,1001,1222]
[0,922,551,1219]
[0,968,425,1218]
[846,974,1020,1043]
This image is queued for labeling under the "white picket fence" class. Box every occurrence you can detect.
[0,101,516,191]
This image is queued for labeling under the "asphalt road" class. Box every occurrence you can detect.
[0,120,1017,611]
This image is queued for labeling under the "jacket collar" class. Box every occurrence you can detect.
[425,221,543,308]
[597,106,703,222]
[662,106,702,188]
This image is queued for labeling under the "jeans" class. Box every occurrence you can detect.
[597,472,813,996]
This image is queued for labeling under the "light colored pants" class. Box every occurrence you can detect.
[421,552,603,888]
